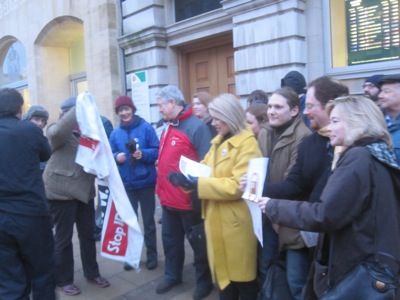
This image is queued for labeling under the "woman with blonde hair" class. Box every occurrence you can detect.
[169,93,262,299]
[259,95,400,299]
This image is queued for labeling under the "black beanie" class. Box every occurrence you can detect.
[281,71,307,95]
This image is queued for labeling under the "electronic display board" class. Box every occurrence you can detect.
[346,0,400,65]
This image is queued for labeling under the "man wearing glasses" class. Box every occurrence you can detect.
[363,74,384,104]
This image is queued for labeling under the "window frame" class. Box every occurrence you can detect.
[323,0,400,76]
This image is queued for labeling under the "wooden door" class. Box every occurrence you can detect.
[178,34,235,102]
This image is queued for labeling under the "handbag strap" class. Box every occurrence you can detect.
[374,252,400,274]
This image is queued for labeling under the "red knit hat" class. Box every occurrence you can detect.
[115,95,136,114]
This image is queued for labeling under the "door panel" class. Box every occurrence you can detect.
[217,44,236,96]
[179,37,235,102]
[188,49,218,95]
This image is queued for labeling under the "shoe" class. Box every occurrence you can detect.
[124,262,134,271]
[193,284,214,300]
[58,284,81,296]
[146,259,158,270]
[87,276,110,288]
[156,279,181,294]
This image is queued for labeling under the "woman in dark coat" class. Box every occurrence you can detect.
[259,95,400,299]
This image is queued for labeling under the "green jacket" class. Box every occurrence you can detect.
[265,116,311,251]
[43,108,95,203]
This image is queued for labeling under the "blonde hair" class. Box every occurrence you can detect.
[208,93,246,135]
[327,96,392,148]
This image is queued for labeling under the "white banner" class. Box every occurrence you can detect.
[75,92,144,270]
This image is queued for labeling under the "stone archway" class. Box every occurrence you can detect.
[34,16,84,121]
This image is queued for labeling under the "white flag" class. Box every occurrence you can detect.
[75,92,143,270]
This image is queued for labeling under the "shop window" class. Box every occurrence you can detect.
[330,0,399,68]
[174,0,222,22]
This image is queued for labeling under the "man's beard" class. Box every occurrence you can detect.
[364,92,379,102]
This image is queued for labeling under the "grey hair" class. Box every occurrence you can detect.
[155,85,186,106]
[327,95,392,148]
[209,93,247,135]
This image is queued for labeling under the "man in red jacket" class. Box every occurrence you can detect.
[155,85,213,300]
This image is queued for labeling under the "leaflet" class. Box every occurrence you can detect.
[179,155,211,179]
[242,157,269,247]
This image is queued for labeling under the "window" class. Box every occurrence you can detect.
[329,0,400,68]
[0,41,27,86]
[174,0,222,22]
[0,40,29,112]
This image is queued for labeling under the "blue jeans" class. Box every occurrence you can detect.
[286,248,312,300]
[0,213,55,299]
[126,187,157,262]
[161,207,212,289]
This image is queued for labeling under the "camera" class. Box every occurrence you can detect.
[125,139,137,154]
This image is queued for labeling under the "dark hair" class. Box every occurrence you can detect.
[247,89,269,105]
[308,76,349,107]
[246,103,269,123]
[0,88,24,117]
[272,87,300,110]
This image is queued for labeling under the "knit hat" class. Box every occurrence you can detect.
[115,95,136,114]
[365,74,385,87]
[60,96,77,113]
[22,105,49,120]
[378,74,400,85]
[281,71,307,95]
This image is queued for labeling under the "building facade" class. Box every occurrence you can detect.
[0,0,121,123]
[0,0,399,124]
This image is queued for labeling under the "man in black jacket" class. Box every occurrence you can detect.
[262,76,349,300]
[0,88,55,299]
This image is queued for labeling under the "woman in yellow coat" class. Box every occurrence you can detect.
[169,93,262,299]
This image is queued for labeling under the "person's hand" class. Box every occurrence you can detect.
[132,150,142,160]
[258,197,270,213]
[168,172,197,190]
[116,152,127,163]
[239,173,248,192]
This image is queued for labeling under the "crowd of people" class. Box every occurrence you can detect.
[0,71,400,300]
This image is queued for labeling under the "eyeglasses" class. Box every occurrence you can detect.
[362,83,376,89]
[304,103,320,111]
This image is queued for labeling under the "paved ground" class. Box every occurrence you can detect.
[56,203,219,300]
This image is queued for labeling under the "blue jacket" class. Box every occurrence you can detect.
[110,116,159,190]
[388,119,400,163]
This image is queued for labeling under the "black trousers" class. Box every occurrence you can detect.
[161,207,212,289]
[126,187,157,262]
[219,280,259,300]
[0,213,55,299]
[49,199,100,286]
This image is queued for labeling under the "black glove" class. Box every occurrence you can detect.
[168,172,198,190]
